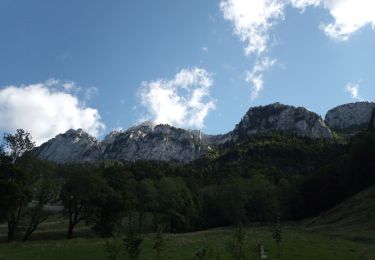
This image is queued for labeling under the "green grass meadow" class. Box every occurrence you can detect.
[1,226,374,259]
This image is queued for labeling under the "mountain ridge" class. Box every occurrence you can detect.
[34,101,374,164]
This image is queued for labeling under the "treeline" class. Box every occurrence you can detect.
[0,156,286,241]
[302,129,375,216]
[0,129,374,242]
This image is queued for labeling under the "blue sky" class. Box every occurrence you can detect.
[0,0,374,144]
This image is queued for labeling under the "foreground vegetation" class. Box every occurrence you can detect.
[306,183,375,243]
[1,128,375,258]
[1,225,374,260]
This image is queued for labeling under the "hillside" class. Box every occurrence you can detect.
[306,184,375,242]
[1,107,375,258]
[203,133,345,175]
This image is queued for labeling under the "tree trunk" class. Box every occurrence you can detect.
[23,222,39,241]
[7,210,21,242]
[67,220,75,239]
[23,229,33,242]
[153,212,158,232]
[139,212,144,230]
[7,220,16,242]
[67,211,78,239]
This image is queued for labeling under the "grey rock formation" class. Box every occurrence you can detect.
[102,122,207,163]
[203,133,233,147]
[35,123,208,164]
[34,129,103,164]
[231,103,332,140]
[325,102,375,134]
[35,103,337,164]
[102,129,125,145]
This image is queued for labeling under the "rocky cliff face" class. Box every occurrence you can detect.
[102,122,207,163]
[34,129,103,164]
[325,102,375,134]
[37,102,372,164]
[231,103,332,140]
[35,123,207,164]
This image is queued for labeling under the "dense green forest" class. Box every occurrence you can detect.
[0,128,374,244]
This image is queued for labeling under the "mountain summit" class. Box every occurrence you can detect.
[34,124,207,164]
[35,102,369,164]
[231,103,332,140]
[325,102,375,134]
[35,129,103,164]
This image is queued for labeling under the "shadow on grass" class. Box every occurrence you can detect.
[0,227,95,243]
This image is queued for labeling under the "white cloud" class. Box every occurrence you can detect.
[220,0,284,55]
[220,0,375,99]
[139,68,215,129]
[246,57,276,100]
[319,0,375,40]
[0,81,105,145]
[64,82,98,103]
[219,0,282,99]
[51,79,98,102]
[45,78,60,87]
[62,81,76,91]
[220,0,375,52]
[83,86,98,101]
[290,0,321,10]
[345,81,362,100]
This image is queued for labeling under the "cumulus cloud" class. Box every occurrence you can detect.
[345,81,362,100]
[319,0,375,40]
[0,80,105,145]
[139,68,215,129]
[246,57,277,100]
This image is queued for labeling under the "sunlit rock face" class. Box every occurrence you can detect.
[34,129,103,164]
[35,103,344,164]
[35,123,207,164]
[102,122,207,163]
[325,102,375,134]
[231,103,332,140]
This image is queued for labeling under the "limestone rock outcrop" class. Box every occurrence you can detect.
[232,103,332,140]
[38,102,375,164]
[325,102,375,134]
[34,129,103,164]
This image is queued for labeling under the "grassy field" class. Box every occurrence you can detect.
[1,225,375,259]
[305,184,375,244]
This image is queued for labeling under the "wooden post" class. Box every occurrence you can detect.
[259,243,267,259]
